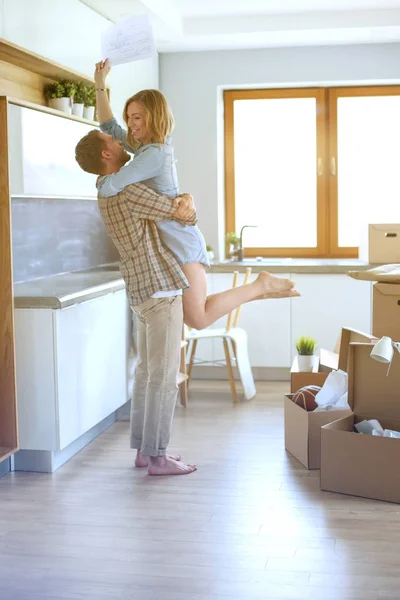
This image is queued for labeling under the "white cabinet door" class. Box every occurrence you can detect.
[55,290,129,449]
[291,274,372,358]
[14,309,57,451]
[210,273,292,367]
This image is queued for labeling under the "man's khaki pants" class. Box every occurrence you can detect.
[130,295,183,457]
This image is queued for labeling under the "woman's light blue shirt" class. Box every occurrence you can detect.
[98,118,208,267]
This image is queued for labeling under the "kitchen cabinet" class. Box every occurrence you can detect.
[290,274,372,358]
[191,272,372,372]
[14,290,130,461]
[0,38,108,466]
[210,273,292,367]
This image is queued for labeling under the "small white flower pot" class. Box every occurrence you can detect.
[297,355,315,372]
[207,250,214,263]
[49,97,72,114]
[83,106,95,121]
[72,103,84,118]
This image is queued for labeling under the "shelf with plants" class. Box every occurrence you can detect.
[43,80,97,123]
[8,97,99,127]
[0,37,107,126]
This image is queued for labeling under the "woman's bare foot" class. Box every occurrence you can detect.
[263,288,301,299]
[255,271,295,295]
[147,456,197,476]
[249,288,300,303]
[135,450,181,468]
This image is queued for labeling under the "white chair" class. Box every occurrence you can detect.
[186,268,256,403]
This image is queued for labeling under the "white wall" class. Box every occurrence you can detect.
[160,44,400,257]
[0,0,159,121]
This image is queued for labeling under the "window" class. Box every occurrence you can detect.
[224,86,400,258]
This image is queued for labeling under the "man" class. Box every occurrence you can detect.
[75,130,196,476]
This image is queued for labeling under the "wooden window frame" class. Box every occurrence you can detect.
[225,85,400,259]
[328,85,400,258]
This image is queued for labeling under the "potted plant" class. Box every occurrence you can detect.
[72,82,86,118]
[295,336,317,372]
[206,244,214,263]
[225,232,240,259]
[44,80,76,114]
[83,85,96,121]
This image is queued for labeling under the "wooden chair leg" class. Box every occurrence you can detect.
[230,338,237,361]
[179,380,188,408]
[187,339,197,389]
[223,338,238,403]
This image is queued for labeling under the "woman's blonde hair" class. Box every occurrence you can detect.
[123,89,174,149]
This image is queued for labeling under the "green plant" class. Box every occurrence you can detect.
[61,80,77,98]
[44,80,77,99]
[83,85,96,107]
[296,336,317,356]
[44,81,65,99]
[206,245,213,252]
[73,82,86,104]
[225,232,239,248]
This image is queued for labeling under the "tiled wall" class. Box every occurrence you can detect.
[11,197,118,283]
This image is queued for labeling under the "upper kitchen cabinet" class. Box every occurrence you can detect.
[8,104,98,198]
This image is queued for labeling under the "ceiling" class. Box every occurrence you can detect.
[80,0,400,52]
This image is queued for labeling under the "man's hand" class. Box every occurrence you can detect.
[172,193,197,223]
[94,59,111,87]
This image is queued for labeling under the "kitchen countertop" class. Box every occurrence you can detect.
[14,265,125,309]
[208,258,374,274]
[13,258,374,309]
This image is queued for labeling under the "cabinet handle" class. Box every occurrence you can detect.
[330,157,336,176]
[385,232,397,238]
[317,158,323,176]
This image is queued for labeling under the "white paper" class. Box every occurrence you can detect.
[314,392,350,412]
[356,419,400,438]
[101,14,157,66]
[314,369,348,408]
[356,419,384,435]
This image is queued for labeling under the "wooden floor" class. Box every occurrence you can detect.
[0,381,400,600]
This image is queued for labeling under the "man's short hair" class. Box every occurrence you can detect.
[75,130,106,175]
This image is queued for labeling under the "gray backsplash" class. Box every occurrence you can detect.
[11,197,118,283]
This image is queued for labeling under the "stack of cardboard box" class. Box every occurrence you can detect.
[285,328,375,470]
[284,226,400,501]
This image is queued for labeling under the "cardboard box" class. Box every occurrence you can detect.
[290,327,377,394]
[284,396,350,470]
[285,328,376,470]
[373,283,400,341]
[359,223,400,264]
[321,342,400,504]
[290,351,338,393]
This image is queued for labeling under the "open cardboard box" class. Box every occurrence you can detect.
[321,342,400,504]
[290,350,339,393]
[285,328,376,470]
[373,283,400,341]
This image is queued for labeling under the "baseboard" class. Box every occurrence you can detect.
[116,400,131,421]
[0,458,11,478]
[13,412,117,473]
[190,365,290,381]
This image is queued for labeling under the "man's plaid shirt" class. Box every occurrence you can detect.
[97,182,193,306]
